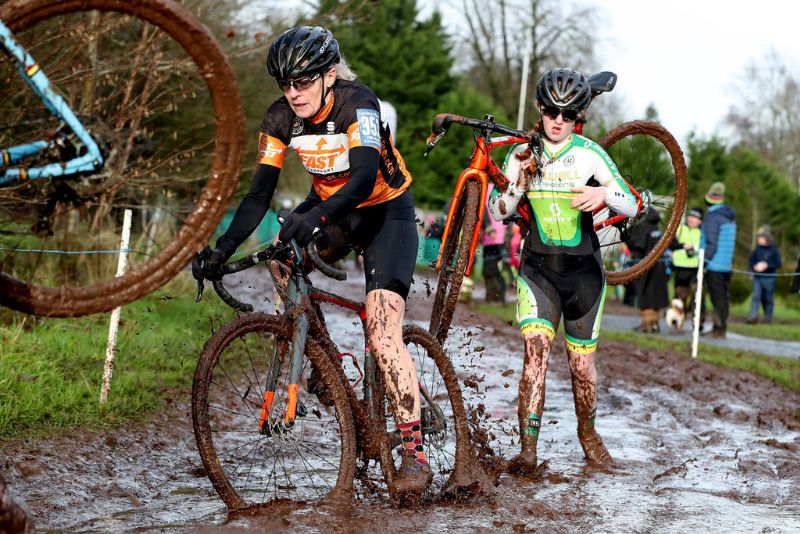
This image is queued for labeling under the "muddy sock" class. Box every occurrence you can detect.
[576,406,597,433]
[520,412,541,452]
[398,420,429,465]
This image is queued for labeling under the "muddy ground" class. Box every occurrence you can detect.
[1,264,799,532]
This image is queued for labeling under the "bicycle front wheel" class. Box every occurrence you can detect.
[597,120,687,285]
[0,0,244,316]
[429,180,480,345]
[192,313,356,510]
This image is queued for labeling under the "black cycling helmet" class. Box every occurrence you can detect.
[267,26,340,80]
[535,68,592,112]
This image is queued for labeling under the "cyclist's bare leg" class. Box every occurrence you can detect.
[365,289,421,423]
[508,331,551,475]
[567,349,613,468]
[365,288,431,496]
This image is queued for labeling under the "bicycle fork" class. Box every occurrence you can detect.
[258,275,310,435]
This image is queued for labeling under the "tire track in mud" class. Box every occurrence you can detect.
[0,264,798,531]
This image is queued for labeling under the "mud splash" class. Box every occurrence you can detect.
[1,263,798,531]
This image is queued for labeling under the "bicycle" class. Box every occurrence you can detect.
[423,72,687,344]
[0,0,244,317]
[191,239,487,510]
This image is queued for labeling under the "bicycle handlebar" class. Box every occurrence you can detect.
[196,236,348,312]
[424,113,529,156]
[306,243,348,280]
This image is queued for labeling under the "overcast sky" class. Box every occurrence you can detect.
[421,0,800,145]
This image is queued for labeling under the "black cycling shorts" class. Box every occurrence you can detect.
[325,189,418,300]
[516,252,606,354]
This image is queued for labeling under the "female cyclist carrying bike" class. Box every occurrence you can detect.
[192,26,431,498]
[488,68,638,473]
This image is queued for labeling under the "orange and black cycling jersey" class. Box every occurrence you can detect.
[257,79,412,207]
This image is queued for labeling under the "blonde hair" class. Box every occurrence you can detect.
[334,58,357,80]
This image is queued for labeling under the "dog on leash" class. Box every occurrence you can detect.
[665,298,685,334]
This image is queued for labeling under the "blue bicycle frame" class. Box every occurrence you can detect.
[0,19,104,186]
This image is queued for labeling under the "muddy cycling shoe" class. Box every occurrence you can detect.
[390,457,433,501]
[577,427,614,469]
[506,450,540,476]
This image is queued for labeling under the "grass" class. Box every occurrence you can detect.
[726,294,800,341]
[0,274,234,438]
[472,300,800,392]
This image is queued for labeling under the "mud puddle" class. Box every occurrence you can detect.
[1,262,798,531]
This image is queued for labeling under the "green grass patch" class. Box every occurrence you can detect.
[0,275,234,438]
[472,301,800,391]
[727,321,800,342]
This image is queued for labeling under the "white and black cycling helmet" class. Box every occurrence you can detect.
[535,68,592,112]
[267,26,340,80]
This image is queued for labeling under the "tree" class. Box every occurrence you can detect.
[724,50,800,191]
[457,0,603,126]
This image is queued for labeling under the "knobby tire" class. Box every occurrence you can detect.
[0,0,244,316]
[429,180,481,345]
[191,313,356,510]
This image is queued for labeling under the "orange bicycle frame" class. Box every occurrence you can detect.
[436,133,528,277]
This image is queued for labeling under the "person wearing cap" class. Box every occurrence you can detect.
[747,225,782,324]
[670,207,703,317]
[700,182,737,338]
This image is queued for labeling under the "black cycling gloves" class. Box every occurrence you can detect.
[278,206,327,247]
[191,245,228,281]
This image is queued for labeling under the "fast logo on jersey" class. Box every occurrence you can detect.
[290,134,349,173]
[355,108,381,148]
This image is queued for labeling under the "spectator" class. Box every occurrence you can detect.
[628,207,669,333]
[747,225,782,324]
[480,185,507,303]
[670,207,703,317]
[700,181,737,338]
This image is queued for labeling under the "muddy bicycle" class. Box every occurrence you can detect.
[424,72,687,344]
[191,239,486,510]
[0,0,244,317]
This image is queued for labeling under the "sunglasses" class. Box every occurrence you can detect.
[277,72,321,92]
[540,105,580,122]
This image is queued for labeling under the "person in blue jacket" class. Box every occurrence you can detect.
[700,182,737,338]
[747,225,782,324]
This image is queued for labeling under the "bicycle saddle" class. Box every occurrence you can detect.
[588,71,617,97]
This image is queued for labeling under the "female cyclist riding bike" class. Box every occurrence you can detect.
[192,26,431,498]
[489,68,639,474]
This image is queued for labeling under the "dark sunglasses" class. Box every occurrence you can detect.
[540,105,580,122]
[277,72,321,92]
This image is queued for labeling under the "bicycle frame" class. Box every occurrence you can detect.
[212,244,442,437]
[0,19,103,186]
[437,132,527,277]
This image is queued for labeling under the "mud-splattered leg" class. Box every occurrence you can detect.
[507,332,551,475]
[567,348,613,468]
[365,289,431,495]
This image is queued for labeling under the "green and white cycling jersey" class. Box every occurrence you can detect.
[489,133,638,257]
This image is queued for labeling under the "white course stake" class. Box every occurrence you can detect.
[100,209,133,403]
[691,248,705,358]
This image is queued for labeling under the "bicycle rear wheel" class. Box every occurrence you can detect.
[429,180,480,344]
[597,120,687,285]
[364,325,485,502]
[192,313,356,510]
[0,0,244,316]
